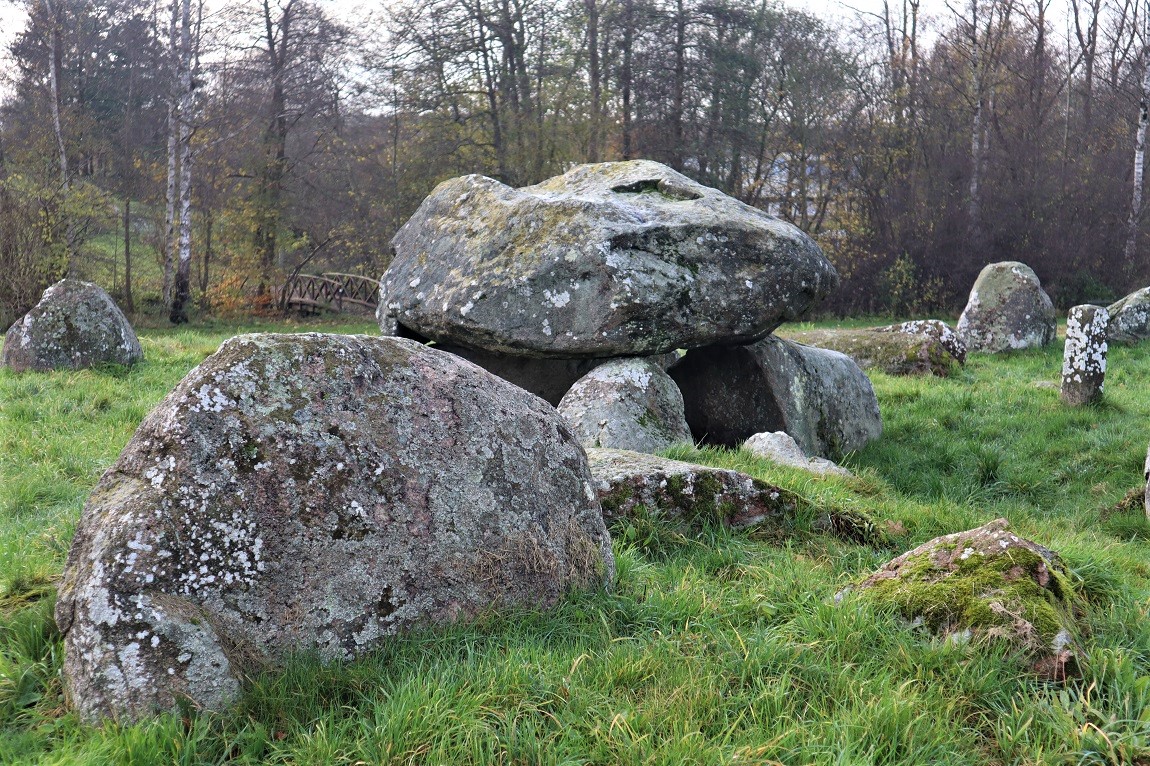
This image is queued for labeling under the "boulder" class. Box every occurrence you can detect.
[1060,305,1108,406]
[557,358,692,454]
[841,519,1078,680]
[55,333,613,721]
[585,448,797,531]
[742,431,852,477]
[668,335,882,458]
[778,327,960,377]
[956,262,1056,353]
[379,160,838,358]
[2,279,142,372]
[1107,287,1150,344]
[874,319,967,365]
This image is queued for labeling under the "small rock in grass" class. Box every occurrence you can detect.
[1060,305,1108,406]
[2,279,142,372]
[55,333,613,722]
[558,358,692,454]
[840,518,1079,680]
[742,431,853,477]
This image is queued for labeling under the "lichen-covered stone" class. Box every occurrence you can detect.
[379,160,838,358]
[1107,287,1150,344]
[668,335,882,458]
[585,448,797,530]
[2,279,142,372]
[558,358,692,454]
[742,431,852,477]
[55,333,613,722]
[875,319,967,365]
[842,519,1078,679]
[1060,305,1108,406]
[779,327,960,377]
[957,262,1056,353]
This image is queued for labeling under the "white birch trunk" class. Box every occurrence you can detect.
[161,0,179,307]
[1125,0,1150,267]
[170,0,195,323]
[42,0,74,272]
[967,0,984,240]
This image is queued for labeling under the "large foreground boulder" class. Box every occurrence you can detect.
[957,262,1056,353]
[558,358,692,454]
[55,334,613,721]
[379,160,838,358]
[1107,287,1150,344]
[778,327,960,377]
[2,279,142,372]
[668,336,882,458]
[841,519,1078,680]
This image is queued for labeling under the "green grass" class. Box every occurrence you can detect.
[3,320,1150,764]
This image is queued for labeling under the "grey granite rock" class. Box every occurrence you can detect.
[55,333,613,721]
[379,160,838,358]
[956,262,1056,353]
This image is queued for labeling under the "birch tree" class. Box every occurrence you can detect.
[169,0,197,323]
[1124,0,1150,269]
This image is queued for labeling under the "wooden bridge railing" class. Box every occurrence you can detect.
[280,272,380,315]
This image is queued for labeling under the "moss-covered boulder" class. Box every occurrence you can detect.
[842,519,1078,679]
[1107,286,1150,344]
[778,327,961,377]
[55,334,614,722]
[957,262,1057,353]
[875,319,967,365]
[558,358,692,454]
[586,448,797,531]
[379,160,838,358]
[668,335,882,458]
[2,279,142,372]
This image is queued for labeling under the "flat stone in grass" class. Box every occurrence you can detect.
[778,327,960,377]
[2,279,142,372]
[585,447,797,530]
[874,319,967,365]
[558,358,692,454]
[1060,305,1108,406]
[668,335,882,458]
[1107,287,1150,344]
[841,519,1078,680]
[55,333,613,722]
[379,160,838,358]
[956,262,1057,353]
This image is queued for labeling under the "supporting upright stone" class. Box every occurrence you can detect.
[1060,305,1109,406]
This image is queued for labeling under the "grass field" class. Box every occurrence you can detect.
[2,319,1150,765]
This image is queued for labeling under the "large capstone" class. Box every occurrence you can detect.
[2,279,142,372]
[956,262,1056,353]
[558,358,692,454]
[379,160,838,358]
[1107,287,1150,344]
[55,333,614,722]
[668,336,882,458]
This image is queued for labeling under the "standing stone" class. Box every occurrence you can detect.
[956,262,1057,353]
[668,335,882,458]
[379,160,838,358]
[1144,444,1150,522]
[1107,287,1150,344]
[1060,305,1109,406]
[55,334,613,722]
[558,358,693,454]
[2,279,142,372]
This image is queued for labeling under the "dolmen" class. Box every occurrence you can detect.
[2,279,142,372]
[378,160,881,459]
[957,262,1056,353]
[56,334,614,721]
